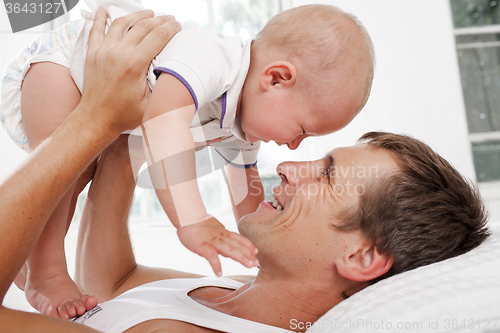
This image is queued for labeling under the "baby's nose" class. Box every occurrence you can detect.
[287,135,308,150]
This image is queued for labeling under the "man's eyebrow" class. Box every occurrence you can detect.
[328,154,334,169]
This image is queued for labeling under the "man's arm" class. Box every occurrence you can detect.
[76,135,204,302]
[0,8,181,332]
[75,136,257,301]
[0,106,109,333]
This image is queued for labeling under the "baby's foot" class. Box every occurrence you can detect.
[24,272,98,319]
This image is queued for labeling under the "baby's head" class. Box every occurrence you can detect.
[239,5,374,149]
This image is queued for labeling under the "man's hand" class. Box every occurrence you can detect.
[0,8,182,332]
[177,217,259,276]
[80,7,181,134]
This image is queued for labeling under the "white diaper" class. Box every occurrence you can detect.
[0,20,84,151]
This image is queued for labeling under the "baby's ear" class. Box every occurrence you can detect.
[335,239,393,282]
[259,61,296,91]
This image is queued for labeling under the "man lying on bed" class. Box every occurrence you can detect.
[72,131,490,333]
[0,9,489,332]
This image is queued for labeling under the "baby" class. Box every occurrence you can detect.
[0,0,374,320]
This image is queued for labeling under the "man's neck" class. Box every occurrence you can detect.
[192,272,344,331]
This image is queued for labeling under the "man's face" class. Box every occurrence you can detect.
[238,144,401,274]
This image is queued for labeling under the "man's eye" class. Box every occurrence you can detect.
[322,167,331,180]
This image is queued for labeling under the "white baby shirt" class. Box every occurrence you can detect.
[72,0,260,168]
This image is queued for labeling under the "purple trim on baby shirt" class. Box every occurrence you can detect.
[220,92,227,129]
[214,148,257,169]
[154,67,199,111]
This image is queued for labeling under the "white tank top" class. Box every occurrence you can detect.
[73,277,293,333]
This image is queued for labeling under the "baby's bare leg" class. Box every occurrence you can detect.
[19,62,97,319]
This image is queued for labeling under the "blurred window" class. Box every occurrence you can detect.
[472,140,500,181]
[451,0,500,28]
[212,0,281,43]
[451,0,500,182]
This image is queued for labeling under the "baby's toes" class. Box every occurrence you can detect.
[58,299,83,319]
[72,298,87,316]
[80,295,98,312]
[57,302,72,320]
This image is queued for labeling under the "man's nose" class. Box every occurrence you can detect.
[276,161,315,186]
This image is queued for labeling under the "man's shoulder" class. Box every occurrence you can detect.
[224,275,255,284]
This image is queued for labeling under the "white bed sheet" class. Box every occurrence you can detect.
[307,222,500,333]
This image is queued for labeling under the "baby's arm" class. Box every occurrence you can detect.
[143,73,205,227]
[143,74,258,275]
[226,164,265,221]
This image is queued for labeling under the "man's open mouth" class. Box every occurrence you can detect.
[268,195,283,210]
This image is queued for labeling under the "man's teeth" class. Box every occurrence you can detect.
[269,195,283,210]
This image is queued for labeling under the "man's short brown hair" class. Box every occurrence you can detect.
[340,132,490,282]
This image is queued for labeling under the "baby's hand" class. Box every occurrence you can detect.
[177,216,259,276]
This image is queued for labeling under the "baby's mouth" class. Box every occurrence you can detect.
[268,195,283,211]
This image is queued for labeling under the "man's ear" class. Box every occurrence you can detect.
[259,61,296,91]
[335,243,393,282]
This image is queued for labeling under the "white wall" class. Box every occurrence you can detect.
[259,0,477,175]
[282,0,476,179]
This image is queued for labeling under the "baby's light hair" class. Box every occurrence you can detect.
[253,5,375,114]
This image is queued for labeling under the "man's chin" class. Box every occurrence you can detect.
[236,213,259,242]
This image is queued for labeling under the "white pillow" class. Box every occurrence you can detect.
[307,223,500,333]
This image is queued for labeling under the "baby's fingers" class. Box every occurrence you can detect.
[198,244,223,277]
[229,232,258,255]
[214,236,259,268]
